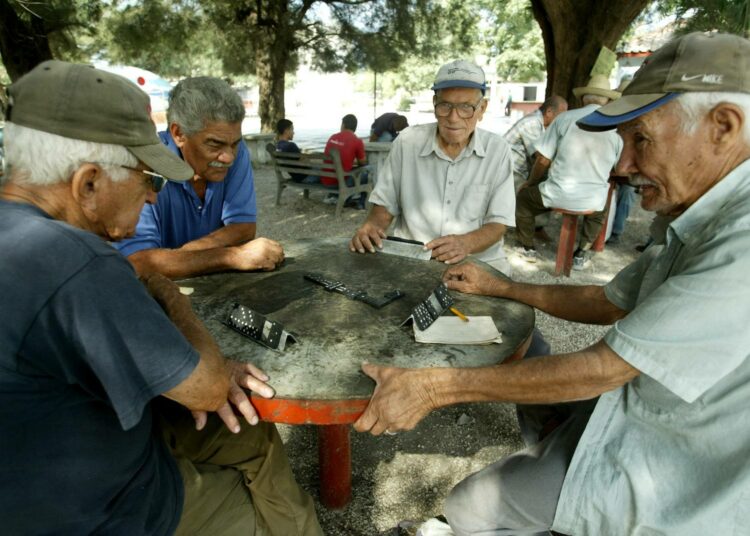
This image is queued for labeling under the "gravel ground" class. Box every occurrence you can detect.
[252,164,650,535]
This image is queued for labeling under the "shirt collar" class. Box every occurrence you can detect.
[159,130,201,192]
[669,157,750,243]
[420,122,486,160]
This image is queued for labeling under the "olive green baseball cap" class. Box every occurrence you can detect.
[5,60,193,180]
[578,32,750,131]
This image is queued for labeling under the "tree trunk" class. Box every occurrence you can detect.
[0,0,54,81]
[253,1,292,133]
[531,0,650,107]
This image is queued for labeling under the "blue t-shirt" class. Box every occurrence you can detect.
[0,200,199,534]
[115,130,257,256]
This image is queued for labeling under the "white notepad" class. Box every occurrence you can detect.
[414,316,503,345]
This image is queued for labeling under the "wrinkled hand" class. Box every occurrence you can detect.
[425,234,471,264]
[353,363,438,435]
[192,361,275,433]
[443,263,505,296]
[349,222,386,253]
[233,237,285,271]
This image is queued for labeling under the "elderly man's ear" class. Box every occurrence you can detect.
[709,103,746,151]
[70,163,106,219]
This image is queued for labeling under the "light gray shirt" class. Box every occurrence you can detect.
[553,158,750,535]
[369,123,515,274]
[535,104,622,211]
[504,110,544,179]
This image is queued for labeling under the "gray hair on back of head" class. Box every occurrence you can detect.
[675,92,750,143]
[582,94,610,107]
[3,122,136,186]
[167,77,245,136]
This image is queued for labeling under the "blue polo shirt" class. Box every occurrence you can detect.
[115,131,257,256]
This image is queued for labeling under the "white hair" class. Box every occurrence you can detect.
[675,92,750,142]
[582,94,610,106]
[3,122,137,186]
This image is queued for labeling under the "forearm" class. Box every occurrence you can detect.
[527,154,551,186]
[493,281,626,325]
[129,247,240,279]
[461,223,505,254]
[367,204,395,232]
[427,340,638,407]
[181,222,256,251]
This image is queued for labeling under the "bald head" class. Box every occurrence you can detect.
[540,95,568,127]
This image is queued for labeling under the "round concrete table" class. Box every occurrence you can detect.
[184,237,534,508]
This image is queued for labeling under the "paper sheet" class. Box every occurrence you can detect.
[414,316,503,345]
[379,239,432,260]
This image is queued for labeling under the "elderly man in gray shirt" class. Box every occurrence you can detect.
[355,32,750,536]
[349,60,515,274]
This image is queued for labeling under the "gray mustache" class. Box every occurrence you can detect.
[208,161,231,169]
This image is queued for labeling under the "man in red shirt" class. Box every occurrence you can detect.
[322,114,369,208]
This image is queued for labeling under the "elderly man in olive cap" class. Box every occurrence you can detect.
[514,74,622,268]
[356,32,750,536]
[0,61,321,535]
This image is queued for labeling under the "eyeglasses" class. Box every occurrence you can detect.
[120,165,166,193]
[434,99,484,119]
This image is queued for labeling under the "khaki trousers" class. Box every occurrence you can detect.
[155,399,323,536]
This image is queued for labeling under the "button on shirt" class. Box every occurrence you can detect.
[503,110,543,178]
[115,131,257,256]
[534,104,622,211]
[369,123,515,274]
[552,158,750,535]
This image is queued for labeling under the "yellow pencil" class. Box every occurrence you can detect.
[450,306,469,322]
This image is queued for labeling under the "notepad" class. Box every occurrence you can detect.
[414,316,503,345]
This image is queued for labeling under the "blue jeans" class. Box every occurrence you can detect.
[612,185,636,236]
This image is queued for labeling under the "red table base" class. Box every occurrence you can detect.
[249,337,531,509]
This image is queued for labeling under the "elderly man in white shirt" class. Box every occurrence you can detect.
[349,59,515,275]
[355,32,750,536]
[515,75,622,269]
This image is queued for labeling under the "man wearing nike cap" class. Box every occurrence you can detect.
[0,61,321,535]
[355,33,750,535]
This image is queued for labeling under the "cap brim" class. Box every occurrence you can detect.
[128,143,194,181]
[431,80,487,91]
[577,92,680,131]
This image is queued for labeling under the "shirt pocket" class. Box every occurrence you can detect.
[456,184,490,223]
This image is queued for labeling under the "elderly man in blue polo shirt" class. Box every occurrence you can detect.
[356,32,750,536]
[116,77,284,278]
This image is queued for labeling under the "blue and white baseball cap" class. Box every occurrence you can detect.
[432,60,487,94]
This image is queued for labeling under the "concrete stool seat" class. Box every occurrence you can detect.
[551,182,615,277]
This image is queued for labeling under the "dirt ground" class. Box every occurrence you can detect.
[251,164,650,535]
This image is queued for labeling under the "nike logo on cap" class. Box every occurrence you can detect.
[681,73,724,83]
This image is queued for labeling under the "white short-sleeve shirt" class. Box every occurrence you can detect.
[369,123,515,274]
[534,104,622,211]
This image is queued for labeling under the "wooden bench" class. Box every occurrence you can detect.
[266,143,372,219]
[552,180,616,277]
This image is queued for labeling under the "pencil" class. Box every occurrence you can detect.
[450,306,469,322]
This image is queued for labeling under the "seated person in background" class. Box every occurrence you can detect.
[275,118,310,183]
[369,112,409,142]
[350,59,515,275]
[323,113,368,208]
[515,74,622,269]
[0,60,322,536]
[115,76,284,279]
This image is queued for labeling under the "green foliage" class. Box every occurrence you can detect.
[657,0,749,37]
[481,0,546,82]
